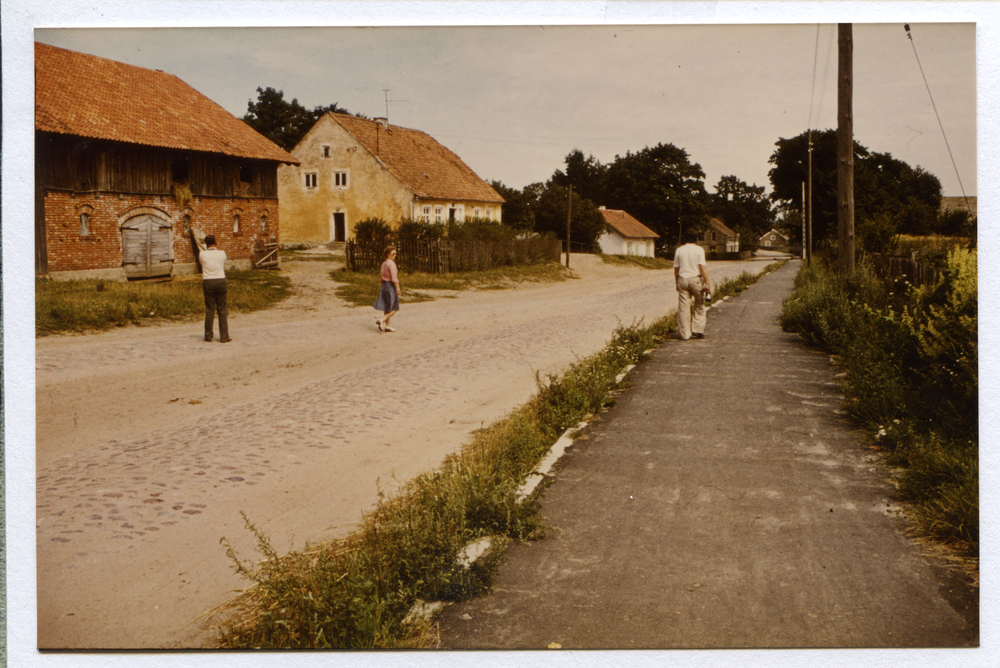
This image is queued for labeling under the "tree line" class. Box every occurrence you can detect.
[242,88,973,255]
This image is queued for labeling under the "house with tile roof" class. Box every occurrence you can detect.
[35,42,298,279]
[278,113,504,244]
[757,228,790,249]
[596,207,659,258]
[701,217,740,253]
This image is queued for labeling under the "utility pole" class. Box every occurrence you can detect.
[566,185,573,268]
[807,131,814,266]
[837,23,856,277]
[801,182,807,262]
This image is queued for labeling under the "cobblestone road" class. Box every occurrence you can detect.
[34,254,773,648]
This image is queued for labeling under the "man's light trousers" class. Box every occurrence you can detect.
[676,276,706,340]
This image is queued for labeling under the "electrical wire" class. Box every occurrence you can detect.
[904,23,972,212]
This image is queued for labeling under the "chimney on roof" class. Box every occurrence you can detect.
[598,206,606,210]
[375,117,389,129]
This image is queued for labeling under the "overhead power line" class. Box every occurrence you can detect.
[904,23,971,211]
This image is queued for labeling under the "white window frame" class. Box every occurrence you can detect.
[334,171,349,188]
[322,145,331,158]
[305,172,318,189]
[435,206,443,223]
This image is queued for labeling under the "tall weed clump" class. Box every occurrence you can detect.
[780,249,978,555]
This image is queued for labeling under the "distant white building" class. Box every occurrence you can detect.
[597,207,659,257]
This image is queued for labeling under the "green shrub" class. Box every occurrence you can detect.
[780,252,978,556]
[353,218,393,245]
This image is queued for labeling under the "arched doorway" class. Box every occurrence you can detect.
[121,214,173,278]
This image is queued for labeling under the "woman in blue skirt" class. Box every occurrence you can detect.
[374,246,400,332]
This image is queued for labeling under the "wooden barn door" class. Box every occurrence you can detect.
[121,215,173,279]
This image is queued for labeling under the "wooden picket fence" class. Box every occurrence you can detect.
[346,238,562,273]
[859,251,942,288]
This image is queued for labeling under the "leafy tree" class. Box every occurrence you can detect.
[532,182,605,250]
[242,87,353,151]
[768,129,943,247]
[491,180,537,232]
[551,149,607,205]
[602,143,708,244]
[710,175,776,243]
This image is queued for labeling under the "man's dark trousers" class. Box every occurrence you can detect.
[203,278,229,341]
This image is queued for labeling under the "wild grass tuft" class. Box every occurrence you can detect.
[35,270,292,337]
[330,262,571,307]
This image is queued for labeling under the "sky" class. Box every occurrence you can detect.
[31,23,976,198]
[3,3,999,668]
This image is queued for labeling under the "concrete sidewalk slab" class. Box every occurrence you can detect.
[437,260,978,649]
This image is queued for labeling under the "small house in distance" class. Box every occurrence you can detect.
[35,42,298,280]
[701,217,740,254]
[597,207,659,258]
[757,228,790,249]
[278,113,505,244]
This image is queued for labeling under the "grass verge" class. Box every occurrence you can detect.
[598,254,673,270]
[330,261,571,307]
[36,270,293,337]
[780,249,977,558]
[207,263,777,649]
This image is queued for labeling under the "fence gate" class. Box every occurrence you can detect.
[252,238,280,269]
[121,214,172,279]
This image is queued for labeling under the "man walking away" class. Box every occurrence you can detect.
[200,234,231,343]
[673,228,711,340]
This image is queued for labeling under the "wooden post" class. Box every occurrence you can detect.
[838,23,856,277]
[566,185,573,268]
[801,181,807,263]
[807,132,814,266]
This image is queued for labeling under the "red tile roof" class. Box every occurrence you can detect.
[35,42,297,164]
[327,113,503,203]
[708,217,738,238]
[599,208,659,239]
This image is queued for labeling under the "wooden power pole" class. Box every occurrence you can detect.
[566,185,573,268]
[837,23,856,277]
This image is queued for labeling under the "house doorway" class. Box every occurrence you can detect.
[121,214,172,279]
[331,212,346,242]
[449,208,457,222]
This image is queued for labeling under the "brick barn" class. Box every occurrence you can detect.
[34,42,298,280]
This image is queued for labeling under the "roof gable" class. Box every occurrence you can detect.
[35,42,297,164]
[599,208,659,239]
[324,113,503,204]
[707,217,737,237]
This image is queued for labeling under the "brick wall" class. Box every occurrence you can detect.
[42,190,279,274]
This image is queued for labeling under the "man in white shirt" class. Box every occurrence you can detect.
[199,234,231,343]
[673,228,712,340]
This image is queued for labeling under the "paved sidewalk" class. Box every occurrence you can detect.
[437,260,978,649]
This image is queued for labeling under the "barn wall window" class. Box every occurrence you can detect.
[261,214,268,233]
[183,214,192,232]
[80,212,91,235]
[233,214,241,235]
[172,159,190,183]
[239,165,253,183]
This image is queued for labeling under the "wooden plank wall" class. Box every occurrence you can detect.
[37,133,278,198]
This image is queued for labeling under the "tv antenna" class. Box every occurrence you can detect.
[383,89,408,122]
